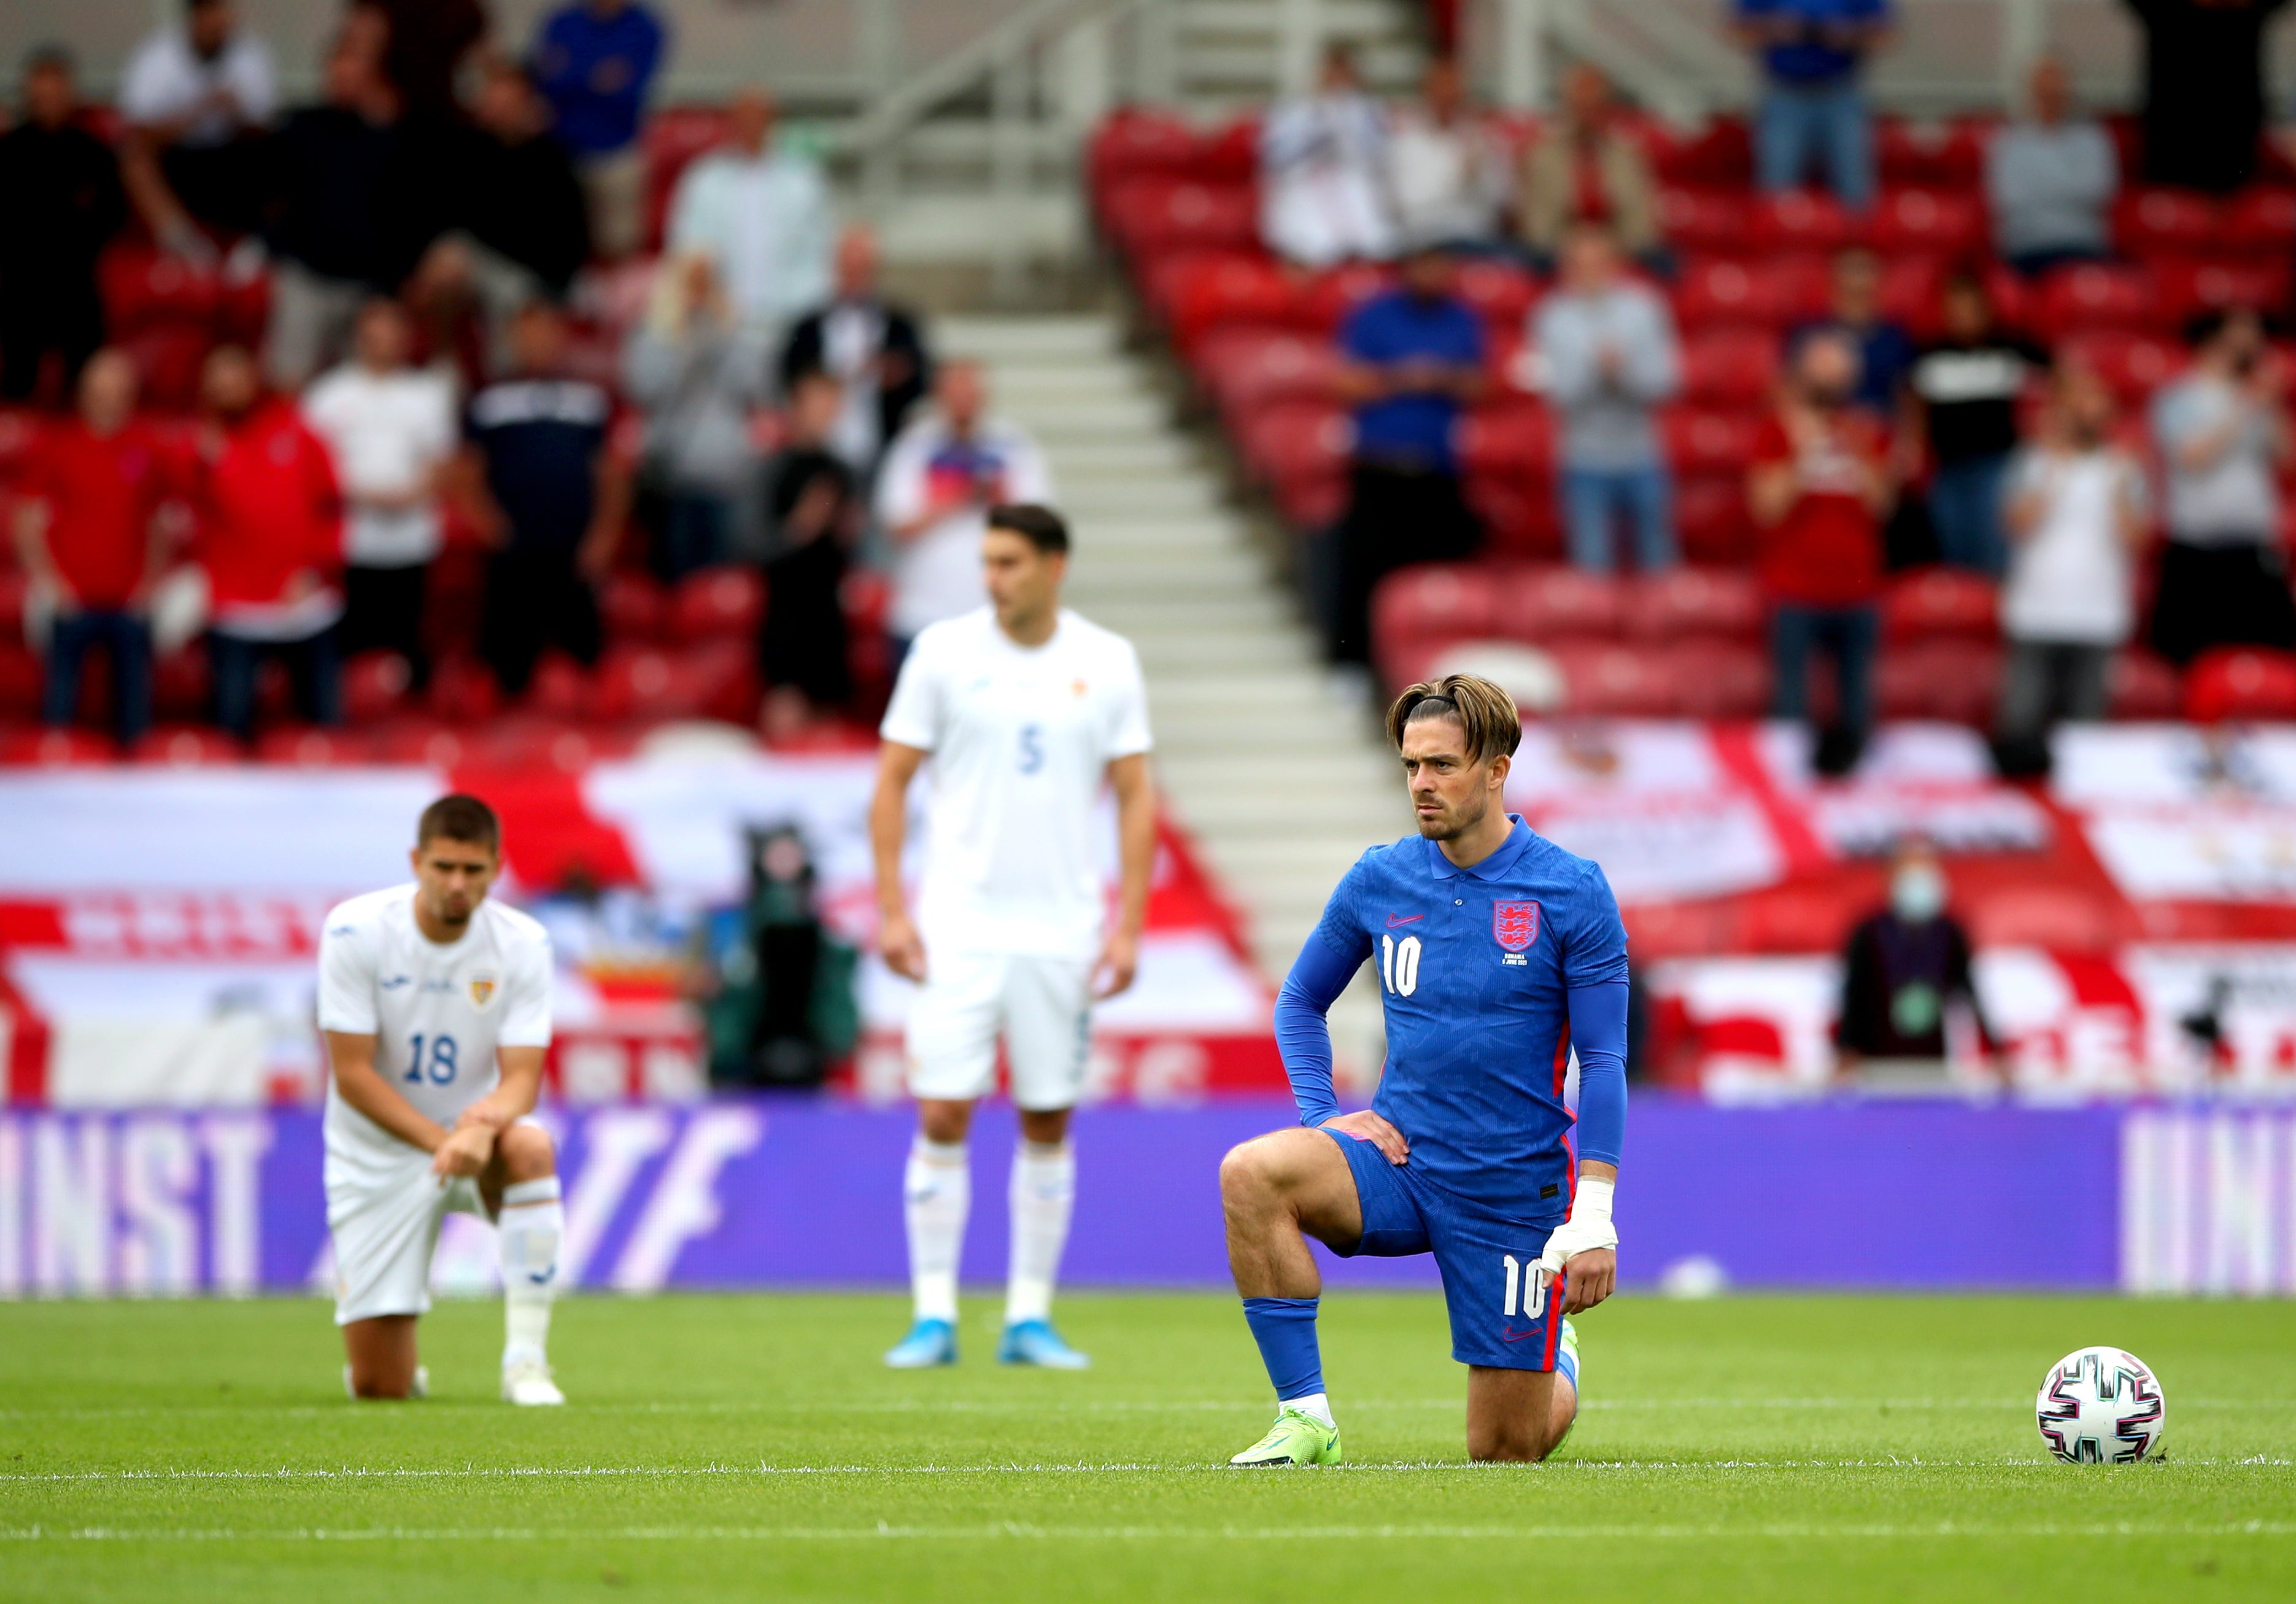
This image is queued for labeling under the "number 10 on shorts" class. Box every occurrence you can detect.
[1501,1253,1547,1319]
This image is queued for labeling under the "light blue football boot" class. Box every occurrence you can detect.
[883,1317,958,1369]
[997,1318,1091,1369]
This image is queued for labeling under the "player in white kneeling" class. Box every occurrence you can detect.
[317,793,567,1405]
[872,503,1154,1368]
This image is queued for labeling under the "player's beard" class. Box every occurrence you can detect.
[1414,786,1487,842]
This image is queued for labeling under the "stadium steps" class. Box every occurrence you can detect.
[941,311,1402,1082]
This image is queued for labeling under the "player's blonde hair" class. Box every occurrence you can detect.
[1385,674,1522,766]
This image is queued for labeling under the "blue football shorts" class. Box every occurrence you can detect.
[1323,1126,1568,1372]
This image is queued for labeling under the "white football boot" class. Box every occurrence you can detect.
[501,1354,565,1406]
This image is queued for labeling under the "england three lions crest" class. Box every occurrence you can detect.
[1493,901,1540,952]
[469,974,500,1008]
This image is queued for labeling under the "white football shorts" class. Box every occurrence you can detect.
[904,950,1092,1110]
[325,1118,542,1325]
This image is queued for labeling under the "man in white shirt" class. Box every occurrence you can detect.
[870,504,1156,1369]
[1385,58,1509,251]
[1260,43,1399,267]
[120,0,276,255]
[317,794,568,1406]
[302,299,457,684]
[665,87,833,343]
[875,360,1054,648]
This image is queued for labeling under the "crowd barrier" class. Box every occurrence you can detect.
[1,1099,2290,1298]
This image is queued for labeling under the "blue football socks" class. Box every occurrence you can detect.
[1242,1295,1325,1402]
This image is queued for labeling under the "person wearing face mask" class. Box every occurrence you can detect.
[2147,307,2296,666]
[1834,838,1998,1080]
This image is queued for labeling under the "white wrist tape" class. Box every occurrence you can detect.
[1537,1177,1618,1279]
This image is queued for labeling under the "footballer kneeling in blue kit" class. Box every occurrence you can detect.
[1220,673,1628,1463]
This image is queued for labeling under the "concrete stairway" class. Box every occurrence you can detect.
[940,312,1401,1081]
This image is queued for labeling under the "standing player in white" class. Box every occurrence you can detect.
[317,794,568,1404]
[871,503,1155,1368]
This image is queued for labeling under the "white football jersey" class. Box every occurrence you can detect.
[879,607,1153,960]
[317,885,552,1174]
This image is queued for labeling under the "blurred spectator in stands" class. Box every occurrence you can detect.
[1733,0,1892,212]
[260,25,423,389]
[1994,362,2149,770]
[1986,55,2117,279]
[698,826,858,1090]
[0,47,125,405]
[1537,220,1681,574]
[1329,244,1486,669]
[12,352,171,746]
[1793,248,1915,419]
[758,373,858,739]
[404,61,590,380]
[2149,307,2296,665]
[530,0,667,262]
[460,301,629,697]
[1259,43,1398,268]
[302,300,455,687]
[1385,58,1507,253]
[622,253,770,578]
[359,0,490,124]
[190,345,344,742]
[779,223,932,475]
[1516,63,1663,274]
[875,359,1053,654]
[1908,272,2042,577]
[2124,0,2286,193]
[1834,836,1996,1080]
[667,88,833,344]
[119,0,277,258]
[1751,329,1894,773]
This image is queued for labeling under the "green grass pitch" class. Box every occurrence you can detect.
[2,1291,2291,1602]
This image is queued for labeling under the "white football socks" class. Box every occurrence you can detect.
[1004,1139,1075,1327]
[1286,1392,1335,1428]
[498,1176,563,1366]
[904,1137,970,1324]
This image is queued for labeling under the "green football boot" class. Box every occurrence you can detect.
[1228,1406,1343,1466]
[1550,1317,1582,1454]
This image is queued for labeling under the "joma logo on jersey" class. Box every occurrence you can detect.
[1493,901,1540,952]
[468,975,499,1007]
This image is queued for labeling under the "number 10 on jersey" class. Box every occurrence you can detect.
[1380,932,1421,997]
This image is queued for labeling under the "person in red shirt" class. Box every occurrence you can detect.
[11,349,174,745]
[188,343,346,741]
[1749,328,1897,773]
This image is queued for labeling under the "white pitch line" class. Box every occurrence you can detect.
[4,1521,2294,1543]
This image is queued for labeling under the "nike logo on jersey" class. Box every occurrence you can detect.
[1385,913,1425,927]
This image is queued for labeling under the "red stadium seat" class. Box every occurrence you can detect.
[2108,649,2182,719]
[2184,647,2296,722]
[1196,328,1339,417]
[1372,563,1498,661]
[1674,475,1756,565]
[1870,188,1985,257]
[0,571,24,644]
[600,570,665,642]
[1679,328,1782,406]
[98,247,223,333]
[1169,254,1293,349]
[0,642,37,718]
[2223,187,2296,255]
[669,565,766,641]
[1883,567,2000,641]
[130,726,242,766]
[1138,249,1248,326]
[152,646,210,723]
[1454,405,1553,480]
[1551,641,1678,716]
[1662,408,1763,478]
[1104,180,1260,260]
[369,719,471,768]
[1876,254,1952,339]
[2152,258,2291,325]
[1656,188,1749,255]
[2112,188,2221,258]
[519,651,592,719]
[2031,262,2159,339]
[682,637,760,723]
[426,654,501,724]
[1650,117,1752,189]
[0,727,115,765]
[1751,190,1862,254]
[120,325,215,413]
[1879,638,2003,724]
[1674,257,1780,331]
[1088,110,1200,194]
[1292,262,1396,333]
[1271,467,1347,530]
[341,651,414,726]
[1463,471,1559,556]
[1877,118,1987,188]
[1235,402,1352,489]
[1628,567,1766,641]
[1193,117,1261,184]
[1499,566,1625,645]
[1453,258,1538,328]
[255,726,375,766]
[841,567,891,636]
[1663,639,1772,718]
[472,717,635,772]
[2058,330,2182,405]
[590,645,708,724]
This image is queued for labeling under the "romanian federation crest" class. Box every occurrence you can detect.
[1493,901,1540,952]
[469,975,499,1008]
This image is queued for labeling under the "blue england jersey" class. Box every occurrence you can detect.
[1275,816,1629,1222]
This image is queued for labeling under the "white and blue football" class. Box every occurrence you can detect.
[2036,1346,2167,1464]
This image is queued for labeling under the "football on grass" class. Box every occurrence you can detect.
[2035,1346,2167,1463]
